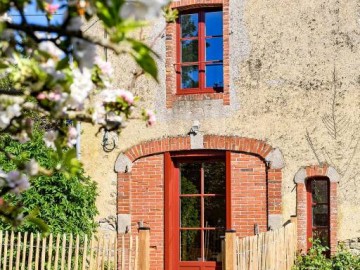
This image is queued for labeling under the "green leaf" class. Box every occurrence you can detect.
[129,39,158,81]
[56,56,69,70]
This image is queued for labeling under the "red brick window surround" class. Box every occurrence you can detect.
[166,0,230,108]
[295,165,339,255]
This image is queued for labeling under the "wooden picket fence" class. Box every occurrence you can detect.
[0,230,145,270]
[223,218,298,270]
[235,221,297,270]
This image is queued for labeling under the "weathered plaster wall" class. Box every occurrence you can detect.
[81,0,360,240]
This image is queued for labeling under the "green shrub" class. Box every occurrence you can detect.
[293,239,332,270]
[293,240,360,270]
[0,127,98,234]
[332,244,360,270]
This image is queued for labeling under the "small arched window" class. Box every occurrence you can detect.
[306,177,330,250]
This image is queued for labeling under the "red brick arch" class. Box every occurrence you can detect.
[122,135,274,163]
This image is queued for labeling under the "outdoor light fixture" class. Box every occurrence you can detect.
[102,130,116,152]
[189,120,200,135]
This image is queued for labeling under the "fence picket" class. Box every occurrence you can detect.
[28,233,34,270]
[60,234,66,270]
[114,236,118,270]
[82,235,88,270]
[15,232,21,270]
[21,232,28,270]
[54,234,61,270]
[67,234,73,270]
[89,235,95,270]
[35,233,41,270]
[121,235,125,270]
[41,235,47,270]
[3,231,8,270]
[95,235,102,269]
[106,237,111,270]
[48,234,53,270]
[74,234,80,270]
[9,230,14,270]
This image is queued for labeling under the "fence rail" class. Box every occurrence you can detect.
[0,230,145,270]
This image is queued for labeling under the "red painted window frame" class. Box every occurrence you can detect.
[306,177,330,251]
[164,150,231,270]
[176,8,224,95]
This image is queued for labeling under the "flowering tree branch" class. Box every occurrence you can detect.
[0,0,178,228]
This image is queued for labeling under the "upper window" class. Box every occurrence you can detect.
[177,10,223,94]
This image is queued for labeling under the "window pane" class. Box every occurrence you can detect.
[181,197,201,228]
[204,162,225,194]
[182,40,198,62]
[313,229,329,247]
[205,38,223,61]
[204,229,224,262]
[181,65,199,89]
[313,205,329,227]
[205,11,223,36]
[205,64,223,88]
[312,180,328,204]
[205,197,226,228]
[180,162,201,194]
[181,230,201,261]
[181,14,198,38]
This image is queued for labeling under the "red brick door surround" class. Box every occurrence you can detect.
[115,135,285,269]
[294,165,340,254]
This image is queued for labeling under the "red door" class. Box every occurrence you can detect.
[165,152,229,270]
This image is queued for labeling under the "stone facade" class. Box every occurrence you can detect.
[80,0,360,261]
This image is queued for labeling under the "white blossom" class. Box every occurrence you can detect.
[95,56,114,77]
[145,110,156,126]
[67,126,78,146]
[120,0,169,20]
[39,41,63,59]
[40,59,65,80]
[0,112,10,129]
[67,68,93,110]
[6,171,30,194]
[0,13,12,23]
[44,130,58,149]
[0,103,21,129]
[106,111,123,124]
[17,130,30,143]
[0,169,7,179]
[100,89,134,105]
[25,159,39,176]
[7,104,21,118]
[91,102,106,125]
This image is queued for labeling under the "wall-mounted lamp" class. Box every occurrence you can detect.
[189,120,200,135]
[102,130,116,152]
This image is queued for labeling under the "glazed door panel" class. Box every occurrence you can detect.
[165,152,228,270]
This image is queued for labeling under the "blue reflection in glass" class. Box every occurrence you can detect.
[182,66,199,89]
[181,14,199,38]
[205,11,223,36]
[206,65,223,88]
[205,38,223,61]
